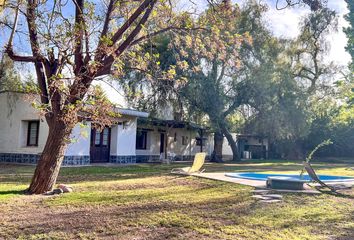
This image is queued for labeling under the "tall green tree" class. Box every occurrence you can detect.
[121,1,271,161]
[234,7,338,159]
[344,0,354,70]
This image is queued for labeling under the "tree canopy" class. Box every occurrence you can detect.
[119,2,340,160]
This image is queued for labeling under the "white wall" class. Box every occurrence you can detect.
[0,93,48,154]
[110,125,118,155]
[65,123,91,156]
[0,92,90,156]
[222,134,237,157]
[135,129,160,156]
[110,117,137,156]
[167,128,200,156]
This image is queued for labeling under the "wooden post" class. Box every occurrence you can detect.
[165,123,168,160]
[189,127,192,160]
[200,129,203,152]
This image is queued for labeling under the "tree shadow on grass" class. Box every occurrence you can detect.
[316,189,354,200]
[0,189,26,195]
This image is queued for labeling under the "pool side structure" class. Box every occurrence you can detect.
[188,172,354,194]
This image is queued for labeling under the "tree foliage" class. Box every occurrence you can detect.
[344,0,354,70]
[0,54,21,91]
[120,2,341,161]
[120,1,266,161]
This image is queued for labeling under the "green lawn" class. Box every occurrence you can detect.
[0,160,354,239]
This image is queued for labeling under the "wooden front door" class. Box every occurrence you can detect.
[90,127,110,163]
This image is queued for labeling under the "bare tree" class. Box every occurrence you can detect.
[2,0,179,194]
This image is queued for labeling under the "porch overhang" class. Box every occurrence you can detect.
[116,108,149,118]
[137,117,207,130]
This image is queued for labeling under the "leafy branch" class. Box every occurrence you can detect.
[300,138,333,177]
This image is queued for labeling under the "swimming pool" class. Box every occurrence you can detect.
[225,172,354,182]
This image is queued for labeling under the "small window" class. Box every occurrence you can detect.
[182,136,189,145]
[27,121,39,146]
[102,128,109,146]
[136,130,147,150]
[195,137,208,146]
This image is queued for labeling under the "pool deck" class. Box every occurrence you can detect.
[191,172,267,187]
[189,172,354,194]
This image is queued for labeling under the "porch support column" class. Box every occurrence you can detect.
[164,123,168,160]
[200,129,203,152]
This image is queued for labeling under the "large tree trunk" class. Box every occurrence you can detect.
[220,125,240,162]
[212,131,223,162]
[27,119,73,194]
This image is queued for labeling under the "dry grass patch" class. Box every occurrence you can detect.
[0,161,354,239]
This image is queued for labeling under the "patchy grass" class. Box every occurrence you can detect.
[0,160,353,239]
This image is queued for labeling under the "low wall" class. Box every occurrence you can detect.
[109,155,136,164]
[0,153,211,165]
[0,153,90,166]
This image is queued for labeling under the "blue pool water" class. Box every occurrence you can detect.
[225,172,354,182]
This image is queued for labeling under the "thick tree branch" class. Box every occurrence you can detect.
[6,49,37,62]
[6,0,20,50]
[27,0,50,105]
[47,49,62,116]
[4,1,36,62]
[94,0,116,62]
[222,100,241,118]
[101,0,116,38]
[95,0,153,63]
[96,0,157,77]
[110,0,154,45]
[73,0,85,75]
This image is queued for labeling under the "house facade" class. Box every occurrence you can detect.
[135,118,212,162]
[0,91,212,165]
[222,134,269,160]
[0,91,268,165]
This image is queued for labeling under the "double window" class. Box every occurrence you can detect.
[136,129,147,150]
[94,128,110,146]
[27,121,39,146]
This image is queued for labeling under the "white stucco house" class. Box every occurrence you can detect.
[0,91,213,165]
[0,90,268,166]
